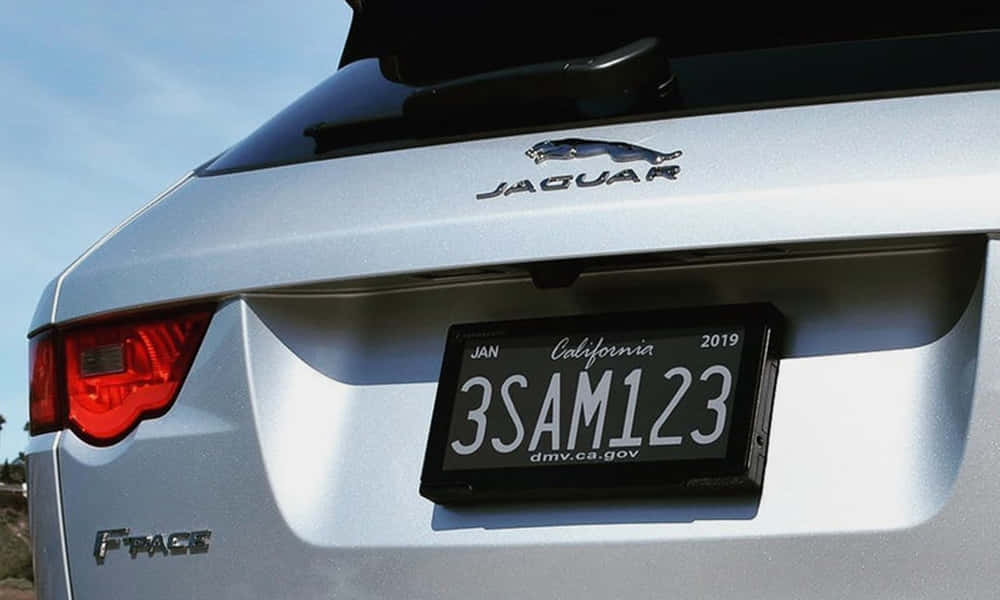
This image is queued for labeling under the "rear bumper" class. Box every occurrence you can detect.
[32,236,1000,599]
[27,433,70,600]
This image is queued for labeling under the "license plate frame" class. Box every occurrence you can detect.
[420,303,782,505]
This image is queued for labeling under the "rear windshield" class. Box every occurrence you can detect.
[201,6,1000,176]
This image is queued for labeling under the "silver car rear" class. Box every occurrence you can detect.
[27,6,1000,599]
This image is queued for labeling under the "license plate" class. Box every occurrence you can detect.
[420,303,782,504]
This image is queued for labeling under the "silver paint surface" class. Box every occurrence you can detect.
[28,87,1000,598]
[27,433,71,600]
[54,90,1000,323]
[51,240,998,598]
[29,277,58,335]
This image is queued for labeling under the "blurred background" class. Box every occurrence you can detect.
[0,2,351,595]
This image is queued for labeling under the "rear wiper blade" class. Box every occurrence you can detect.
[302,39,674,154]
[402,37,674,120]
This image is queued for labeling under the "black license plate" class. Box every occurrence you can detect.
[420,303,782,504]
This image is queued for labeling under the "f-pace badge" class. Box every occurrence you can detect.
[476,138,682,200]
[93,528,211,564]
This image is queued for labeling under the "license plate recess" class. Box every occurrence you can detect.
[421,303,782,504]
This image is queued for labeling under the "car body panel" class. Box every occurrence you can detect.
[26,433,71,600]
[30,277,58,335]
[26,41,1000,596]
[54,89,1000,324]
[48,235,998,598]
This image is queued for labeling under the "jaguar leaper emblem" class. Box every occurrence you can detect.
[476,138,683,200]
[525,138,682,165]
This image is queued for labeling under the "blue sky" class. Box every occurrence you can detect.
[0,1,352,459]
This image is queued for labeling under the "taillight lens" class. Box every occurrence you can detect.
[28,331,60,435]
[27,308,212,445]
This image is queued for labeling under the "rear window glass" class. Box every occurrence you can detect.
[202,13,1000,176]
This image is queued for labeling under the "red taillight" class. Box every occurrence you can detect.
[29,331,60,435]
[27,308,212,445]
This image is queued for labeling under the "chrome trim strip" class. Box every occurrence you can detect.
[53,430,74,600]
